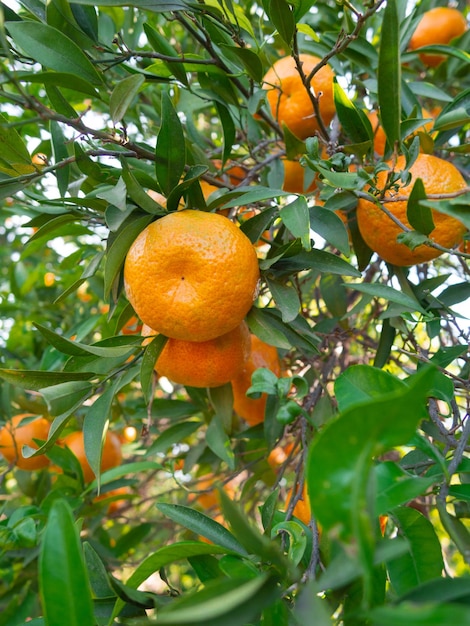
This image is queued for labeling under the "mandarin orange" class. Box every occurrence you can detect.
[357,154,467,266]
[124,210,260,341]
[262,54,335,139]
[141,320,251,388]
[231,334,282,426]
[409,7,468,67]
[0,414,50,470]
[61,430,122,483]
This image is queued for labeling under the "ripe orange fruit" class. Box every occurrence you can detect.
[189,474,236,510]
[95,485,131,514]
[357,154,467,266]
[0,414,50,470]
[409,7,468,67]
[231,334,282,426]
[61,430,123,483]
[267,441,296,470]
[282,159,318,194]
[262,54,335,140]
[367,109,434,156]
[124,210,260,341]
[286,483,310,525]
[141,320,251,388]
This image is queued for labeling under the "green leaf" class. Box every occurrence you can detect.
[309,204,351,257]
[320,274,347,319]
[218,45,263,82]
[267,248,361,278]
[50,120,69,196]
[145,420,200,456]
[0,368,93,392]
[333,80,372,144]
[139,334,165,403]
[83,386,116,487]
[109,542,229,622]
[110,74,145,124]
[155,574,276,625]
[206,415,235,469]
[157,504,248,555]
[0,112,33,173]
[386,507,444,596]
[280,196,311,251]
[306,367,436,536]
[375,462,437,514]
[377,0,401,149]
[271,520,307,566]
[104,213,154,297]
[266,278,301,323]
[40,380,93,417]
[374,318,397,368]
[267,0,295,46]
[143,22,188,85]
[156,91,186,195]
[335,364,406,412]
[216,102,236,165]
[368,602,470,625]
[34,323,136,358]
[6,21,102,85]
[39,500,95,626]
[344,282,426,314]
[407,178,434,235]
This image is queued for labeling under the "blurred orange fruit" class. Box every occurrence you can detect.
[231,334,282,426]
[124,210,260,341]
[409,7,468,67]
[286,483,310,525]
[357,154,467,266]
[0,414,50,470]
[61,430,123,483]
[262,54,335,139]
[141,320,251,388]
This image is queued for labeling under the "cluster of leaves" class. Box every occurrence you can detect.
[0,0,469,624]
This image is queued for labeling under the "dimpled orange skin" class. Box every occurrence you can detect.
[262,54,335,140]
[0,414,50,470]
[141,321,251,388]
[357,154,467,266]
[231,335,282,426]
[124,210,260,341]
[61,430,123,483]
[409,7,468,67]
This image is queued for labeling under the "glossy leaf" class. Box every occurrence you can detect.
[407,178,434,235]
[377,0,401,149]
[307,367,436,535]
[0,112,33,173]
[83,385,116,487]
[267,0,295,46]
[6,21,102,85]
[157,504,248,555]
[39,500,95,626]
[335,364,406,412]
[0,368,93,391]
[333,80,372,144]
[280,196,311,251]
[155,91,186,195]
[143,22,188,85]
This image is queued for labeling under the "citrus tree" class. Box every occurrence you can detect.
[0,0,469,624]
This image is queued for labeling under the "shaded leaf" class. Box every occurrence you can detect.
[110,74,145,124]
[156,91,186,195]
[39,500,95,626]
[377,0,400,149]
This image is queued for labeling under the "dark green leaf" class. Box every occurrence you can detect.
[266,278,301,323]
[157,504,248,555]
[206,415,235,469]
[333,80,372,144]
[280,196,311,250]
[407,178,434,235]
[368,602,470,626]
[0,368,94,391]
[267,0,295,46]
[377,0,401,149]
[156,91,186,195]
[307,367,436,536]
[146,421,200,456]
[39,500,95,626]
[387,508,444,596]
[344,282,426,314]
[335,364,406,412]
[6,21,102,84]
[143,22,188,85]
[0,113,33,173]
[140,334,167,403]
[83,386,116,487]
